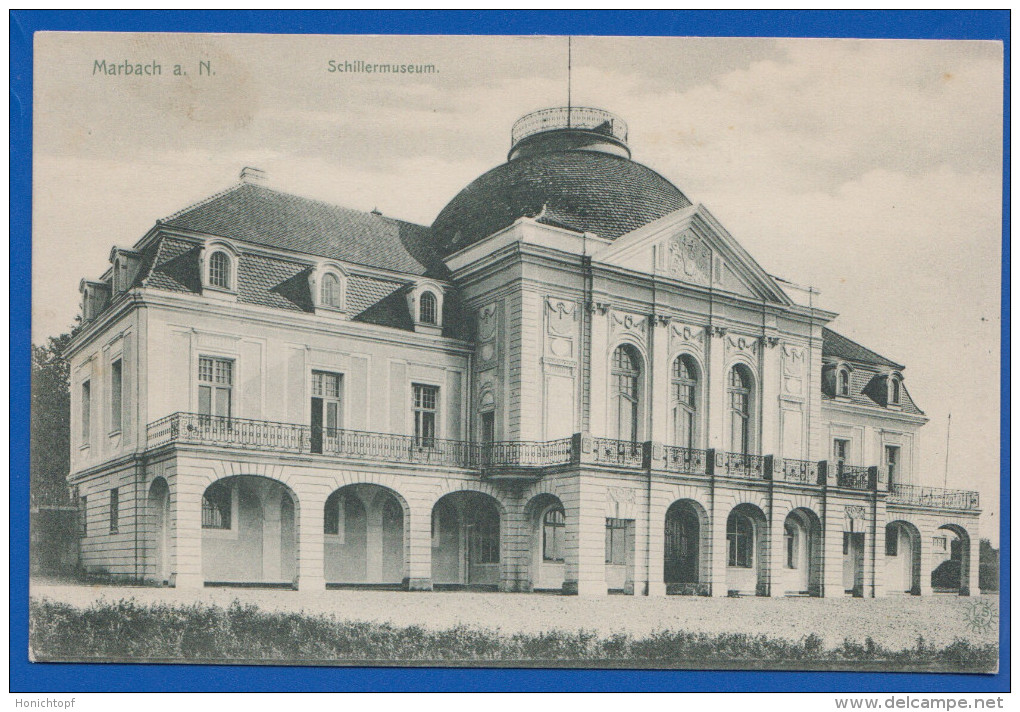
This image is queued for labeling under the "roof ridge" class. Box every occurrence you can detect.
[823,326,903,369]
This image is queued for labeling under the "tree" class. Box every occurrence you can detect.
[31,330,75,507]
[979,538,999,593]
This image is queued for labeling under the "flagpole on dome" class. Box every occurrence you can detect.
[567,36,572,129]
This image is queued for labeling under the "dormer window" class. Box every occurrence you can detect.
[209,251,231,289]
[309,262,347,314]
[420,291,438,325]
[201,241,239,298]
[321,273,342,308]
[838,367,851,397]
[407,282,445,333]
[890,375,901,405]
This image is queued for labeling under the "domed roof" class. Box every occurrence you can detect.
[431,149,692,258]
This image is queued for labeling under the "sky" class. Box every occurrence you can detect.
[32,33,1004,540]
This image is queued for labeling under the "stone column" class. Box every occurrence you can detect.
[563,471,606,596]
[172,472,204,589]
[760,337,782,457]
[706,327,728,450]
[406,503,433,590]
[588,306,610,436]
[296,489,326,591]
[650,318,671,444]
[709,490,730,596]
[768,502,787,596]
[917,532,934,596]
[645,478,667,597]
[965,522,981,597]
[820,495,846,598]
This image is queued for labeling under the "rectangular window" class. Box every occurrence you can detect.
[81,380,91,444]
[785,527,798,569]
[78,496,87,537]
[885,445,900,485]
[110,358,123,433]
[542,509,565,562]
[834,438,849,473]
[481,411,495,445]
[198,357,233,419]
[932,536,947,552]
[310,370,343,454]
[413,384,439,446]
[605,518,628,565]
[109,488,119,534]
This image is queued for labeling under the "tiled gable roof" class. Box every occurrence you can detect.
[822,327,903,369]
[161,183,448,278]
[137,233,421,329]
[821,328,923,414]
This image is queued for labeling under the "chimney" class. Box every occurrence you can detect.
[240,166,267,184]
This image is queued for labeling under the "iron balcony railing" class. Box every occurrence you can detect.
[589,437,644,467]
[714,451,768,479]
[480,438,574,469]
[147,413,478,468]
[511,107,628,147]
[143,414,981,511]
[662,446,710,476]
[779,458,822,486]
[888,484,979,511]
[836,465,872,490]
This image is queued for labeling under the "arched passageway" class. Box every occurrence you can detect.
[781,508,823,597]
[932,524,972,595]
[726,503,769,596]
[201,475,298,586]
[431,491,501,589]
[526,494,566,592]
[884,520,922,595]
[664,499,710,595]
[323,484,406,587]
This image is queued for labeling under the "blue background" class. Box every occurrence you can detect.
[9,10,1010,693]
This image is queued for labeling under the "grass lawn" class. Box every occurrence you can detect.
[28,597,998,671]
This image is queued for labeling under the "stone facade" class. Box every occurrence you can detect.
[64,107,981,597]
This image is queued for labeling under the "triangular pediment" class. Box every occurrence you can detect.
[592,204,792,305]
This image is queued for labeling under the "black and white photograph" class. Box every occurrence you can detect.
[27,31,1002,673]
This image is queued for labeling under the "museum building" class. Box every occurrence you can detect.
[64,107,981,597]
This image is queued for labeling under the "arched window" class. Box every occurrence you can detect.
[728,365,752,454]
[727,512,753,568]
[542,507,565,562]
[419,291,438,325]
[611,345,641,443]
[890,377,901,404]
[321,272,342,308]
[672,355,699,449]
[202,482,231,530]
[208,251,231,290]
[838,367,850,397]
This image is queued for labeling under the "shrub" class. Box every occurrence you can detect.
[28,597,998,672]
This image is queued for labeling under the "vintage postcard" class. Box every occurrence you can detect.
[28,31,1002,672]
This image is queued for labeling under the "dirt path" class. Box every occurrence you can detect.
[30,580,999,649]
